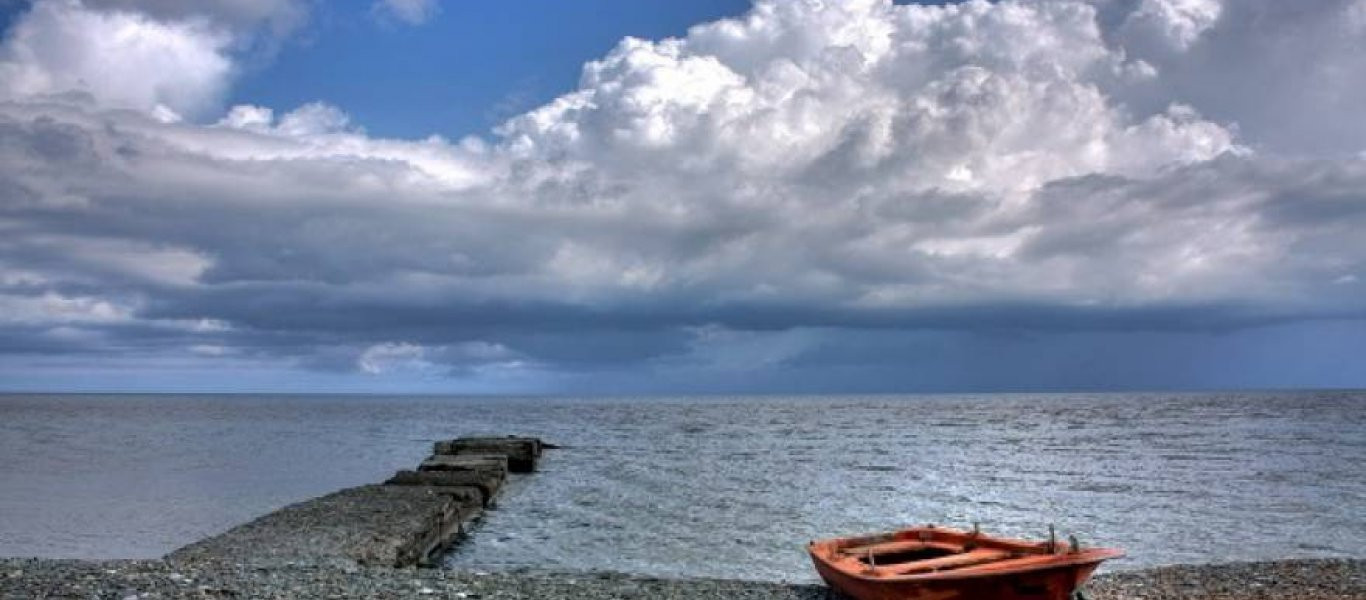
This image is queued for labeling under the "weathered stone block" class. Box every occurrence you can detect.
[433,436,543,472]
[417,453,508,477]
[384,469,502,506]
[166,485,475,568]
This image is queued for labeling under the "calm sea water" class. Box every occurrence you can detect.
[0,392,1362,581]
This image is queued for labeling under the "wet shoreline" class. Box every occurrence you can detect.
[3,557,1362,599]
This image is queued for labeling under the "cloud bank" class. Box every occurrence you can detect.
[1,0,1363,391]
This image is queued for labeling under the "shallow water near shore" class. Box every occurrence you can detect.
[1,391,1362,582]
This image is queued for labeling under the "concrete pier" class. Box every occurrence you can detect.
[167,436,548,568]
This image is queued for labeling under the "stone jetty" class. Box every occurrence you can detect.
[167,435,547,569]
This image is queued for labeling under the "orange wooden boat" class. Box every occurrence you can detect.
[808,524,1123,600]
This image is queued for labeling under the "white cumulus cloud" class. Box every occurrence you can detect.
[0,0,237,118]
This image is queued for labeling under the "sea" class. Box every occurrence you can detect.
[0,391,1362,582]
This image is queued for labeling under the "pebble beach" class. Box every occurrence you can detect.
[3,557,1363,599]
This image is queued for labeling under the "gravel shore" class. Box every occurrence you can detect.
[3,557,1361,599]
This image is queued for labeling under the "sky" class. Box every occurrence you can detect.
[0,0,1364,394]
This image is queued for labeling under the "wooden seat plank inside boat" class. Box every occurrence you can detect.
[936,550,1091,576]
[842,539,960,558]
[876,547,1014,576]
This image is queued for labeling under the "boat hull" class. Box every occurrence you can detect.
[812,556,1101,600]
[807,526,1122,600]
